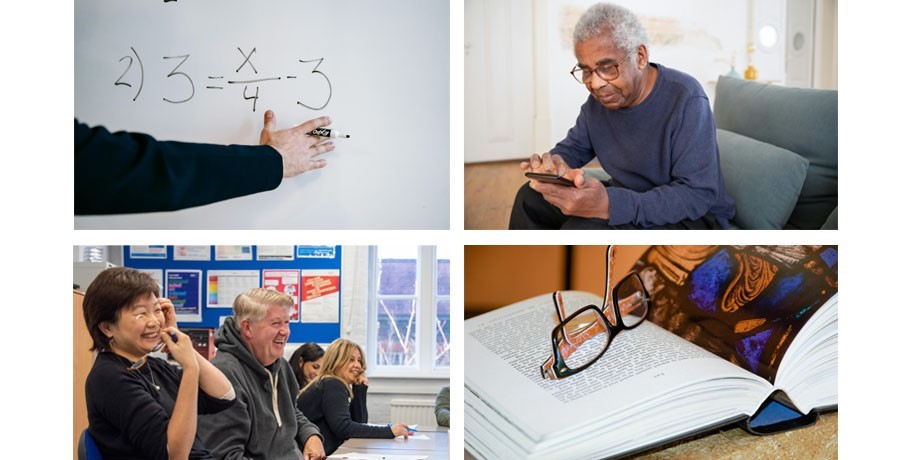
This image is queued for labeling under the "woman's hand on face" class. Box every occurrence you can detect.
[159,298,178,330]
[161,327,198,371]
[356,371,368,386]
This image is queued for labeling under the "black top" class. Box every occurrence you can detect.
[349,383,369,423]
[85,351,234,460]
[295,377,392,455]
[75,119,283,215]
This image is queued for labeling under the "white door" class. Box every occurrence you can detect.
[464,0,535,163]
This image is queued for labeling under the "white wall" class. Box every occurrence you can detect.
[465,0,837,161]
[542,0,759,151]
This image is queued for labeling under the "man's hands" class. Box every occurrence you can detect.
[302,435,326,460]
[521,153,611,219]
[259,110,336,178]
[520,152,572,178]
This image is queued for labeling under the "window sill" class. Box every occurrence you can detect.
[366,375,449,395]
[368,369,450,379]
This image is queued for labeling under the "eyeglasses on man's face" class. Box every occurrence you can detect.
[540,247,651,380]
[570,49,637,84]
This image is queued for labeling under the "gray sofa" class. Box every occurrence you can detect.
[713,76,837,229]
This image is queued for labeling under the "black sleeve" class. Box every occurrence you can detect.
[349,383,369,423]
[321,379,393,440]
[198,390,237,415]
[153,358,235,416]
[74,119,283,215]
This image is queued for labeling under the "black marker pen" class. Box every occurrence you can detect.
[307,127,350,139]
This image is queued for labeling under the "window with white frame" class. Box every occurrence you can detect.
[368,246,450,375]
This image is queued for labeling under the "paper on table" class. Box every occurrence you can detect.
[326,453,428,460]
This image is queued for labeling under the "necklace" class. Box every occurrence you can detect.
[145,360,161,391]
[117,352,160,391]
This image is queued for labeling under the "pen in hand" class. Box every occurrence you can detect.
[307,127,350,139]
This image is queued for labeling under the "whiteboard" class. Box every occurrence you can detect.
[75,0,449,229]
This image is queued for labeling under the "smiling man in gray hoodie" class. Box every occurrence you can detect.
[198,288,325,460]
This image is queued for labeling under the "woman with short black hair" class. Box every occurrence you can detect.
[83,267,235,460]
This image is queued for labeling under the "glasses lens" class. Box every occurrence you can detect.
[597,66,617,81]
[558,308,609,370]
[572,69,586,83]
[616,273,649,328]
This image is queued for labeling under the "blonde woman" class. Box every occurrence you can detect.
[296,339,412,455]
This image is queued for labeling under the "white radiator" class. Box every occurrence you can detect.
[390,399,436,426]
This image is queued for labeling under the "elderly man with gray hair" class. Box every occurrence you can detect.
[198,288,326,460]
[510,2,735,229]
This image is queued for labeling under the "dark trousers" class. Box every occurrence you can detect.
[508,182,721,230]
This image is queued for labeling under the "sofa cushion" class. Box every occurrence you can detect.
[821,207,837,230]
[717,129,809,229]
[714,77,836,229]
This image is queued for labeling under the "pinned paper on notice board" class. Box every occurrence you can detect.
[208,270,261,309]
[301,269,340,323]
[264,269,302,322]
[166,269,202,322]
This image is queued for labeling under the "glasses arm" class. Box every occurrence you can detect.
[601,245,616,312]
[552,291,567,322]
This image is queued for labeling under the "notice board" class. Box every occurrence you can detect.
[124,245,341,344]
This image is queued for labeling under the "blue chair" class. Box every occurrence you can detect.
[77,429,104,460]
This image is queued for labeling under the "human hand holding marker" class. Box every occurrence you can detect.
[307,127,350,139]
[390,423,413,438]
[258,110,336,178]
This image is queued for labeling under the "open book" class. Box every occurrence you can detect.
[464,245,837,459]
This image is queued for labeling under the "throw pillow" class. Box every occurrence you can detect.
[716,129,809,229]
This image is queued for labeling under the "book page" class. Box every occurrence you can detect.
[635,246,838,383]
[465,291,767,440]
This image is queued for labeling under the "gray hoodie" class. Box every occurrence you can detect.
[198,317,321,460]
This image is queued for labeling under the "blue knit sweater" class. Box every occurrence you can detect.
[551,63,735,228]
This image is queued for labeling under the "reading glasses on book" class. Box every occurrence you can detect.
[541,246,651,380]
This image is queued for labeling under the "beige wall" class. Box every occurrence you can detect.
[465,245,650,317]
[814,0,838,89]
[464,246,568,317]
[73,290,91,460]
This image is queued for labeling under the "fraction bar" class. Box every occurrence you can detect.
[227,77,282,84]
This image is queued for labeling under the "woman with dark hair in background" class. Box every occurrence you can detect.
[289,342,326,390]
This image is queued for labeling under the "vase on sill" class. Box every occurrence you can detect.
[744,44,758,81]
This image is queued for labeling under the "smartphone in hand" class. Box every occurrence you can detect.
[525,172,575,187]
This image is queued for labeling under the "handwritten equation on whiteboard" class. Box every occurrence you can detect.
[114,46,332,112]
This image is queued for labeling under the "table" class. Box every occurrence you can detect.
[331,426,449,460]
